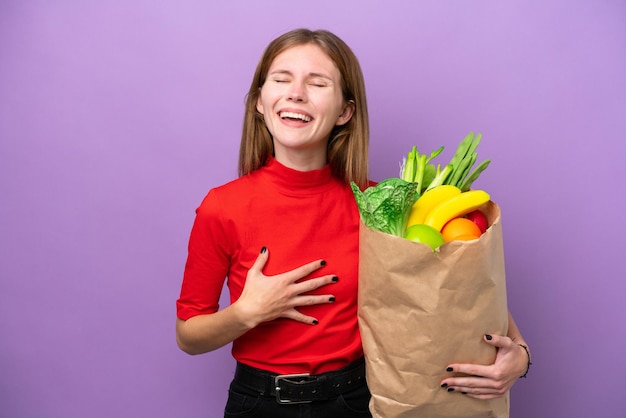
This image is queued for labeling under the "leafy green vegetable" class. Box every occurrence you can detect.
[400,146,444,195]
[459,159,491,192]
[444,132,491,192]
[425,163,453,191]
[351,178,418,237]
[401,146,417,184]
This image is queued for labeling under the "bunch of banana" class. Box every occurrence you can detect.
[406,185,490,232]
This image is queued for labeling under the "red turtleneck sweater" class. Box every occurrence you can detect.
[176,158,363,374]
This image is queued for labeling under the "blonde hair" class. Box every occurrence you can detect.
[238,28,369,189]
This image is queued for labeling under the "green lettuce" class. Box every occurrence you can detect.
[350,178,418,237]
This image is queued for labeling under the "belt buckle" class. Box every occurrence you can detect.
[274,373,313,404]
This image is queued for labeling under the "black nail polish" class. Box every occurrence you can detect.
[440,383,448,388]
[320,260,326,266]
[485,334,493,340]
[312,320,319,325]
[260,246,267,254]
[461,392,468,395]
[447,387,455,392]
[332,276,339,282]
[329,297,336,302]
[446,367,453,372]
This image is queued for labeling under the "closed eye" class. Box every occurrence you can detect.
[309,75,331,87]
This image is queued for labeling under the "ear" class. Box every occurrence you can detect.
[256,90,264,115]
[336,100,355,126]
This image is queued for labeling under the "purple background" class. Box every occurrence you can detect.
[1,1,625,417]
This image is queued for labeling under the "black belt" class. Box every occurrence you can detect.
[233,357,367,404]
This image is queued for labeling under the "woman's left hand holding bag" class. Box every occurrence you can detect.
[440,333,530,400]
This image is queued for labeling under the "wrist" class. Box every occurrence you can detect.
[517,343,532,378]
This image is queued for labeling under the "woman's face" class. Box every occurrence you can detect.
[256,43,354,170]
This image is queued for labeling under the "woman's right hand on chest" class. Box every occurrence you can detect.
[233,246,339,328]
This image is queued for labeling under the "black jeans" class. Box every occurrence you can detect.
[223,378,372,418]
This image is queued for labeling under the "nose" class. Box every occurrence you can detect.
[287,81,306,102]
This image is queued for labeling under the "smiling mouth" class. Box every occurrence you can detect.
[279,111,311,123]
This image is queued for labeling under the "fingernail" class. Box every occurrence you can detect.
[329,297,336,302]
[320,260,326,266]
[312,320,319,325]
[446,367,453,372]
[462,392,468,395]
[332,276,339,282]
[260,246,267,254]
[447,387,455,392]
[440,383,448,388]
[485,334,493,340]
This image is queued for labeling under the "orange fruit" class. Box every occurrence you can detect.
[441,218,482,242]
[454,234,480,241]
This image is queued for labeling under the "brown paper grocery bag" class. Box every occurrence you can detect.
[358,201,509,418]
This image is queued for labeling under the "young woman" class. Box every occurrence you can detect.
[176,28,529,418]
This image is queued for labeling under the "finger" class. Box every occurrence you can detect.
[457,388,502,400]
[441,371,510,399]
[442,374,498,390]
[282,259,327,283]
[444,363,491,379]
[440,377,502,400]
[282,308,320,325]
[292,275,339,295]
[483,333,511,348]
[249,246,270,276]
[445,383,506,400]
[292,293,337,307]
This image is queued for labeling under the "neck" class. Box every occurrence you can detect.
[274,148,327,172]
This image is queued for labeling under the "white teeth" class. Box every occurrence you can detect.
[280,111,311,122]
